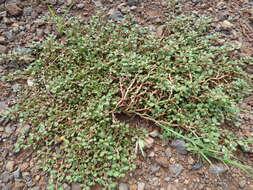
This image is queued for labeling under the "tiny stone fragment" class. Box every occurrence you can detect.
[169,164,183,178]
[119,183,129,190]
[209,163,228,174]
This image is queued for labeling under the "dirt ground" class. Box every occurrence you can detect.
[0,0,253,189]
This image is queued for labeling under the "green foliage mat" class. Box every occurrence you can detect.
[7,14,253,189]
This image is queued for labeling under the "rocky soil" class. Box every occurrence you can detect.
[1,0,253,189]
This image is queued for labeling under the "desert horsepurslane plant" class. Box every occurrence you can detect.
[5,13,253,189]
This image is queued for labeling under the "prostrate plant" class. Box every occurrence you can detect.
[8,13,253,189]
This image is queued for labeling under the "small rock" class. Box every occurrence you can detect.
[0,11,7,18]
[165,147,172,157]
[169,164,183,178]
[76,3,85,9]
[13,182,25,190]
[71,183,81,190]
[239,180,246,188]
[108,8,124,21]
[137,182,145,190]
[167,184,178,190]
[13,168,21,179]
[0,36,5,44]
[171,139,188,155]
[188,156,194,165]
[27,78,34,87]
[209,163,228,174]
[35,175,40,181]
[20,162,29,171]
[127,0,139,6]
[119,183,129,190]
[0,45,7,54]
[6,160,15,172]
[0,101,8,114]
[191,162,203,171]
[148,151,155,157]
[63,183,71,190]
[0,171,13,183]
[149,129,160,137]
[144,137,154,148]
[94,0,102,7]
[221,20,234,30]
[156,156,170,168]
[5,3,22,16]
[23,7,33,16]
[150,166,160,174]
[65,0,72,6]
[3,31,15,41]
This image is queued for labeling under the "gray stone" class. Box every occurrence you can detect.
[137,182,145,190]
[6,160,15,172]
[191,162,203,171]
[127,0,139,6]
[150,166,160,174]
[239,180,246,188]
[169,164,183,178]
[94,0,102,7]
[23,7,33,16]
[209,163,228,174]
[108,8,123,21]
[0,171,13,183]
[3,31,15,41]
[71,183,81,190]
[165,147,172,157]
[63,183,71,190]
[13,169,22,179]
[119,183,129,190]
[0,101,8,114]
[171,139,188,155]
[5,3,22,16]
[76,3,85,9]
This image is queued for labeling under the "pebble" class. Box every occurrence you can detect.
[23,7,33,16]
[149,129,160,137]
[94,0,103,7]
[0,45,7,54]
[221,20,234,30]
[150,166,160,174]
[209,163,228,174]
[144,137,154,148]
[169,164,183,178]
[239,180,246,188]
[0,36,6,44]
[0,101,8,114]
[171,139,188,155]
[63,183,71,190]
[13,168,21,179]
[119,183,129,190]
[5,3,22,16]
[165,147,172,157]
[191,162,203,171]
[108,8,124,21]
[167,184,178,190]
[187,157,195,165]
[156,156,170,168]
[127,0,139,6]
[13,182,25,190]
[76,3,85,9]
[0,172,13,183]
[137,182,145,190]
[6,160,15,172]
